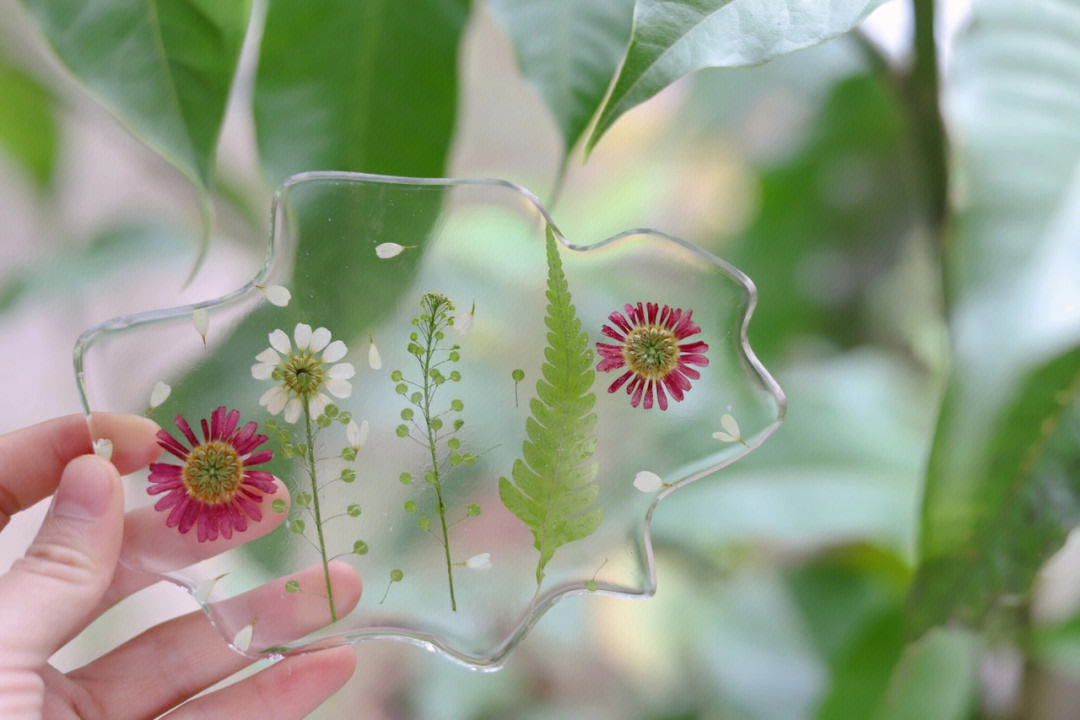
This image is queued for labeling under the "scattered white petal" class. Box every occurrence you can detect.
[294,323,313,351]
[92,438,113,461]
[328,362,355,379]
[194,573,228,603]
[255,348,280,364]
[634,471,664,493]
[284,398,303,424]
[262,285,291,307]
[308,393,329,418]
[358,419,369,447]
[192,309,209,345]
[455,301,475,333]
[309,327,331,353]
[720,414,740,438]
[375,242,408,259]
[269,329,291,355]
[712,431,738,442]
[148,381,171,410]
[233,619,256,652]
[346,419,362,447]
[251,363,274,380]
[322,340,347,363]
[266,387,288,415]
[465,553,492,570]
[368,336,382,370]
[327,378,353,399]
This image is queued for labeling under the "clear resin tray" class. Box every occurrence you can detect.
[74,172,785,668]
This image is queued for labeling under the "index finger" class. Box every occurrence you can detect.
[0,413,161,530]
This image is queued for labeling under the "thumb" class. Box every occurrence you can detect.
[0,454,124,667]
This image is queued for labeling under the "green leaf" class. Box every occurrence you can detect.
[913,0,1080,634]
[20,0,250,189]
[587,0,888,150]
[488,0,635,153]
[907,345,1080,635]
[499,227,600,585]
[870,629,978,720]
[254,0,469,185]
[0,57,57,188]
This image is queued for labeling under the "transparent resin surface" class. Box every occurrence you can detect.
[75,172,785,668]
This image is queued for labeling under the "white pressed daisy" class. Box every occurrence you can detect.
[192,308,209,345]
[92,438,113,461]
[633,471,664,493]
[148,381,171,411]
[232,618,256,652]
[346,419,370,451]
[253,323,355,423]
[465,553,491,570]
[454,300,475,334]
[712,413,747,446]
[368,335,382,370]
[258,284,291,307]
[375,242,413,259]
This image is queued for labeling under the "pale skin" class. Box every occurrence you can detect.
[0,414,361,719]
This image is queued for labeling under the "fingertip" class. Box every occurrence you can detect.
[327,561,363,613]
[53,454,121,522]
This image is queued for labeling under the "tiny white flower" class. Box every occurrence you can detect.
[375,242,414,259]
[455,300,475,334]
[260,284,291,307]
[633,471,664,493]
[346,419,369,450]
[254,323,353,423]
[192,308,209,345]
[368,335,382,370]
[92,438,113,461]
[465,553,492,570]
[712,413,747,445]
[232,618,256,652]
[148,381,171,411]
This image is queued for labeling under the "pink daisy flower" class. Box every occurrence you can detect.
[148,407,276,542]
[596,302,709,410]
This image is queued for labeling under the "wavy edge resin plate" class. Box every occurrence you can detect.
[73,171,786,669]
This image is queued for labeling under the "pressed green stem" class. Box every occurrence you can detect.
[303,397,337,622]
[420,310,457,612]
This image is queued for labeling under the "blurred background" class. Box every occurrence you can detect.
[6,0,1080,717]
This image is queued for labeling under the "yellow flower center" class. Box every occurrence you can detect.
[624,326,679,380]
[182,441,244,504]
[282,351,324,395]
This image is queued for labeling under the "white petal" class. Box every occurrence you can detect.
[633,471,664,493]
[308,393,329,418]
[194,572,228,603]
[358,419,369,446]
[455,312,473,333]
[309,327,331,353]
[267,387,288,416]
[466,553,491,570]
[368,338,382,370]
[260,385,281,407]
[712,431,737,442]
[263,285,291,307]
[294,323,312,351]
[255,347,280,364]
[192,309,209,344]
[269,329,291,355]
[149,381,171,409]
[322,340,347,363]
[328,362,355,379]
[251,363,274,380]
[720,413,740,439]
[375,242,404,258]
[284,398,303,424]
[233,619,255,652]
[327,378,352,399]
[346,419,361,447]
[92,438,113,461]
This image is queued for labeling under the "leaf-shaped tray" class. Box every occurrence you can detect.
[75,172,785,668]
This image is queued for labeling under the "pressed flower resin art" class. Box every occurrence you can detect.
[75,173,785,668]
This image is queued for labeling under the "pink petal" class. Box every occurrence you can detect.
[231,421,257,447]
[678,364,701,380]
[665,308,683,331]
[235,433,268,456]
[243,470,277,493]
[243,449,273,466]
[148,462,183,478]
[659,305,672,327]
[156,431,189,460]
[197,509,209,543]
[221,408,240,441]
[217,506,233,540]
[229,502,249,532]
[662,372,685,402]
[166,497,189,528]
[154,489,185,510]
[679,340,708,354]
[596,342,624,358]
[647,302,659,324]
[173,415,200,448]
[236,495,262,523]
[600,325,625,342]
[608,370,634,393]
[147,481,182,495]
[655,381,669,410]
[597,356,625,372]
[642,380,655,409]
[674,310,700,339]
[668,368,693,392]
[209,406,225,441]
[608,311,632,334]
[630,377,645,408]
[681,353,709,367]
[178,501,201,534]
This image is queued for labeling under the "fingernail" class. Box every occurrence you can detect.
[53,457,114,521]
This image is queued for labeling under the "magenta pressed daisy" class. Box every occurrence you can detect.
[148,406,276,542]
[596,302,709,410]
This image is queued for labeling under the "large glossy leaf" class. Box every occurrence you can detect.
[0,56,57,189]
[487,0,634,154]
[254,0,469,184]
[587,0,888,151]
[20,0,250,190]
[912,0,1080,631]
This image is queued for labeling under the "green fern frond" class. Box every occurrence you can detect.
[499,227,601,585]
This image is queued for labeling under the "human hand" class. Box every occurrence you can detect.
[0,414,359,719]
